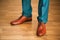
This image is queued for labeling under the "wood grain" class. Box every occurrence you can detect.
[0,0,60,40]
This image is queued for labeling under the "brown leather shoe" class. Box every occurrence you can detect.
[10,16,32,25]
[37,22,46,36]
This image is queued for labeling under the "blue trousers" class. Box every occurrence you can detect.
[22,0,49,24]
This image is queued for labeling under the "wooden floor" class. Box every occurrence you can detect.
[0,0,60,40]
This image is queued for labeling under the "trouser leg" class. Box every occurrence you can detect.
[22,0,32,18]
[37,0,49,24]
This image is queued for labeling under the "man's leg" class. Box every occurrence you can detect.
[10,0,32,25]
[38,0,49,24]
[37,0,49,36]
[22,0,32,18]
